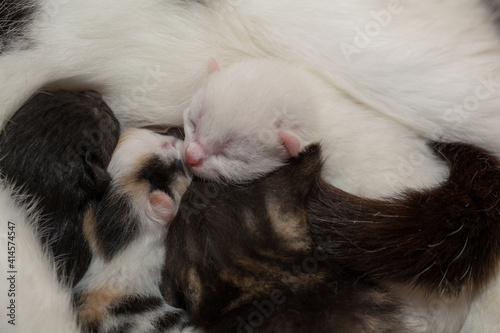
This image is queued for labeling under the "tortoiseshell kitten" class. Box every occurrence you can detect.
[162,144,410,333]
[162,140,500,332]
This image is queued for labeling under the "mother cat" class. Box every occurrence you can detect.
[2,0,500,198]
[2,0,500,331]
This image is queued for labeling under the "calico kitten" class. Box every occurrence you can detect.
[307,141,500,296]
[74,128,196,333]
[162,144,410,333]
[0,89,120,285]
[183,57,447,198]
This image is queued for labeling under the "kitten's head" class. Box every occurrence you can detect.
[107,128,191,229]
[183,58,315,182]
[86,128,192,258]
[0,90,120,210]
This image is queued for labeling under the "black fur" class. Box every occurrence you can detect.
[138,156,187,199]
[92,192,138,260]
[162,145,408,333]
[93,155,187,259]
[109,296,165,316]
[0,90,120,285]
[74,132,193,333]
[483,0,500,25]
[152,312,187,331]
[0,0,37,52]
[307,142,500,295]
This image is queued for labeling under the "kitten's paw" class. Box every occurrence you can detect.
[147,190,175,227]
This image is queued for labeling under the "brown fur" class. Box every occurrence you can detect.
[77,286,127,327]
[307,142,500,295]
[162,145,408,333]
[82,207,103,257]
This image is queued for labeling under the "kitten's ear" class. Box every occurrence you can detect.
[279,130,302,157]
[208,57,221,74]
[81,152,112,194]
[90,164,112,193]
[148,190,175,225]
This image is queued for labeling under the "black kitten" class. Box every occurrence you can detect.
[0,90,120,285]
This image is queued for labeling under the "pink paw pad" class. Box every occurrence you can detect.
[149,191,175,224]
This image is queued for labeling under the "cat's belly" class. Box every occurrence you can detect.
[3,0,500,147]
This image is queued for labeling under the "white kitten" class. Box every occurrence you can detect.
[183,58,448,198]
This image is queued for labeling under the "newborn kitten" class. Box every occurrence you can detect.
[0,90,120,285]
[307,141,500,296]
[74,128,196,333]
[162,145,410,333]
[183,57,447,198]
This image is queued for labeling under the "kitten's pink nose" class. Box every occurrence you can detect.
[185,141,206,167]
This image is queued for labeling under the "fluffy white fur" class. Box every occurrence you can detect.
[183,58,448,197]
[2,0,500,331]
[0,185,80,333]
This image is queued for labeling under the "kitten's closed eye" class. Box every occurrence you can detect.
[156,127,185,140]
[164,127,185,140]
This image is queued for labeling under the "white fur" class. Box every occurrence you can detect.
[74,128,194,333]
[460,264,500,333]
[107,128,190,225]
[394,285,471,333]
[0,185,79,333]
[2,0,500,331]
[183,58,449,198]
[82,128,188,292]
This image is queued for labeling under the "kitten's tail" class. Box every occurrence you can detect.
[307,142,500,295]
